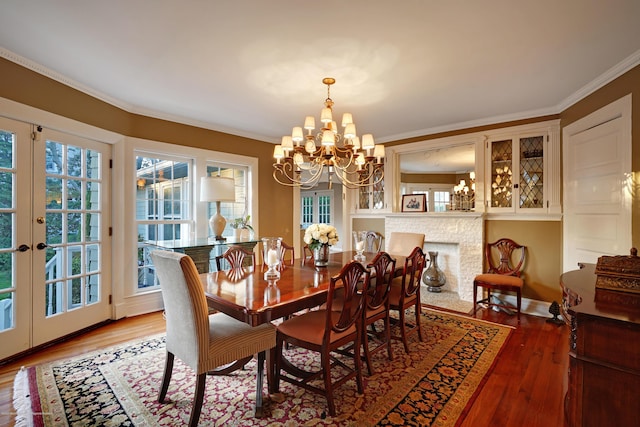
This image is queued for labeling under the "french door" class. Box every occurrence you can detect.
[0,117,111,360]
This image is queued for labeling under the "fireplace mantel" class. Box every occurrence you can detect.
[385,213,484,301]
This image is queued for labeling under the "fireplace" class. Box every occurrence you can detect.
[385,213,484,302]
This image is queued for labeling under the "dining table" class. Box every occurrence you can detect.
[200,251,392,326]
[200,250,405,393]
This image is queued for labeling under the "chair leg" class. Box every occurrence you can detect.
[384,313,393,361]
[353,329,364,395]
[516,290,522,319]
[473,282,478,313]
[414,299,423,342]
[321,350,336,417]
[362,322,374,376]
[399,308,410,353]
[189,373,206,427]
[158,351,174,403]
[255,351,266,417]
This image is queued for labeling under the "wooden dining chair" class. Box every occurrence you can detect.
[362,251,396,375]
[215,246,256,271]
[302,244,314,263]
[473,238,526,318]
[365,231,383,253]
[389,246,426,353]
[386,232,425,258]
[150,250,275,425]
[274,260,370,417]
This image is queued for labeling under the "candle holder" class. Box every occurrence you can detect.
[353,230,367,263]
[262,237,282,280]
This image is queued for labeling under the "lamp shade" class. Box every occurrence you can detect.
[200,176,235,202]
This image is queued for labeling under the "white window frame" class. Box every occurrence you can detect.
[125,137,258,300]
[404,183,453,212]
[300,190,334,228]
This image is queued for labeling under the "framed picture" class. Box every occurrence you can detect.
[401,194,426,212]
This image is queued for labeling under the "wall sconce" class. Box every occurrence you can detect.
[136,178,146,189]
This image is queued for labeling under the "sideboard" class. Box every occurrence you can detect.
[560,264,640,427]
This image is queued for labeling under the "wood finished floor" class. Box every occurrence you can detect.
[0,307,569,427]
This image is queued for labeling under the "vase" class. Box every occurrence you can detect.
[422,251,446,292]
[313,244,330,267]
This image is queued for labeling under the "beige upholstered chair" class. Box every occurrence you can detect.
[150,250,275,425]
[386,232,425,257]
[365,231,383,253]
[274,261,370,417]
[473,238,526,318]
[389,246,426,353]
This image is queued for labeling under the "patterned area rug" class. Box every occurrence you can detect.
[14,309,512,426]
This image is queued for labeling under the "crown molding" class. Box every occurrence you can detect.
[3,46,639,146]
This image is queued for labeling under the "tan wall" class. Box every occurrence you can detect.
[485,220,563,302]
[0,58,295,244]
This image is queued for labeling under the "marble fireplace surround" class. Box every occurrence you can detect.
[385,213,484,302]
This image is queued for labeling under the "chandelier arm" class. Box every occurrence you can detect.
[273,161,325,189]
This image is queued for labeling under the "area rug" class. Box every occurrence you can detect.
[13,309,512,426]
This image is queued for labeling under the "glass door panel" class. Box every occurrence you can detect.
[0,117,31,360]
[32,128,111,347]
[519,136,545,209]
[490,139,513,208]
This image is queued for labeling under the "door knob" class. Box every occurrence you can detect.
[16,244,30,252]
[36,242,49,250]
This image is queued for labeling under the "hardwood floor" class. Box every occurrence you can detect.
[0,307,569,426]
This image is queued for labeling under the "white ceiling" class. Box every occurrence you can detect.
[1,0,640,152]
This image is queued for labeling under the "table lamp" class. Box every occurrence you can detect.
[200,176,235,240]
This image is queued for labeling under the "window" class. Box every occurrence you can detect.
[135,154,192,289]
[301,190,334,228]
[204,163,250,238]
[405,184,452,212]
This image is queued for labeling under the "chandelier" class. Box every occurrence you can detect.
[272,77,385,189]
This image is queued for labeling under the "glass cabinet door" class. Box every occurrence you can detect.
[490,139,513,208]
[356,168,385,211]
[518,136,544,209]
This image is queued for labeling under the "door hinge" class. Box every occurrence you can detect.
[108,294,112,304]
[109,159,113,168]
[109,227,113,236]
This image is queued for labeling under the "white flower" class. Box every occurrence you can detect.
[304,223,339,250]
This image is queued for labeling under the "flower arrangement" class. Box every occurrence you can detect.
[303,223,339,250]
[230,215,254,231]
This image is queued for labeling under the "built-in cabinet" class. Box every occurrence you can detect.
[351,119,561,222]
[354,167,386,213]
[485,121,560,217]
